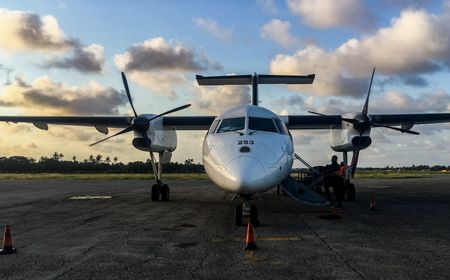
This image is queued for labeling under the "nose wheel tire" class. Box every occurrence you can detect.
[250,205,260,226]
[235,205,243,226]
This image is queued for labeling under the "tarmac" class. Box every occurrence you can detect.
[0,176,449,279]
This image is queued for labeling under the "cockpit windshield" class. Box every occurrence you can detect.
[248,117,278,133]
[216,117,245,133]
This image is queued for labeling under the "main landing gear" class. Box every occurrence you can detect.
[149,151,170,202]
[235,195,259,227]
[342,151,356,201]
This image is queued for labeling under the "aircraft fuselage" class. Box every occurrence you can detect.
[202,105,294,194]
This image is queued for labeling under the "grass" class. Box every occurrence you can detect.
[0,170,447,180]
[0,173,209,180]
[291,169,449,179]
[355,170,448,179]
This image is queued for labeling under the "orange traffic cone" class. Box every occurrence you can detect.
[0,225,17,255]
[369,192,376,211]
[244,223,257,250]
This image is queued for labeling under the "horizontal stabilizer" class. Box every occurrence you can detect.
[196,75,252,85]
[196,74,315,86]
[258,74,315,84]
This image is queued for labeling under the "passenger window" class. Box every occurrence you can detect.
[217,117,245,133]
[275,119,289,135]
[208,120,220,134]
[248,117,278,133]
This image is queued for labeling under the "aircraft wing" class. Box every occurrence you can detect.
[0,115,216,131]
[162,116,215,130]
[0,116,133,128]
[285,113,450,130]
[285,115,342,129]
[368,113,450,126]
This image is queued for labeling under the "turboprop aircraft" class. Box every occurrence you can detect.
[1,69,450,226]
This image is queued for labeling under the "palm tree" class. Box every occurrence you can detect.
[95,154,103,163]
[52,152,60,161]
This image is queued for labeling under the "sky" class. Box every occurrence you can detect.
[0,0,449,167]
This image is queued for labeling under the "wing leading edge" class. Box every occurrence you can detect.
[0,115,216,131]
[0,116,133,128]
[1,113,449,132]
[285,113,450,130]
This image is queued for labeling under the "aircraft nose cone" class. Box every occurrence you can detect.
[225,156,266,193]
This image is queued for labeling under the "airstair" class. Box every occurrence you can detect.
[281,153,330,206]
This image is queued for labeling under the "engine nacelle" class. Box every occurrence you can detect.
[330,113,372,152]
[132,114,177,152]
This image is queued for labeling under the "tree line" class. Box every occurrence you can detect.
[0,153,204,173]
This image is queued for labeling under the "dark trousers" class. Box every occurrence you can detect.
[324,175,344,207]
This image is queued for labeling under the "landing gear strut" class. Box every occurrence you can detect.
[342,151,356,201]
[150,151,170,202]
[235,195,259,226]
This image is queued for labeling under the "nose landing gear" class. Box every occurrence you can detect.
[235,195,259,226]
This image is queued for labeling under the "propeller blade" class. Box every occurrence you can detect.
[148,104,191,122]
[362,67,376,116]
[307,111,328,116]
[90,126,133,147]
[372,123,420,135]
[121,72,138,117]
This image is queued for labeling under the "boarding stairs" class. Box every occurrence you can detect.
[281,153,330,206]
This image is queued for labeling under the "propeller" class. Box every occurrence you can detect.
[90,72,191,147]
[308,67,419,177]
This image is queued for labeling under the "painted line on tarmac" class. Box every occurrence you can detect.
[68,195,113,200]
[212,236,301,242]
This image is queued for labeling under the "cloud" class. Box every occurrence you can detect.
[0,8,105,74]
[0,8,77,52]
[42,44,104,73]
[0,76,127,115]
[287,0,377,30]
[193,18,233,42]
[115,37,219,72]
[261,19,298,48]
[256,0,279,14]
[296,89,450,116]
[401,75,429,87]
[380,0,434,9]
[370,90,450,114]
[270,95,305,114]
[270,7,450,97]
[190,82,251,114]
[115,37,221,99]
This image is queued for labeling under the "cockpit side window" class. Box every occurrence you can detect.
[217,117,245,133]
[208,119,220,134]
[248,117,278,133]
[275,119,289,135]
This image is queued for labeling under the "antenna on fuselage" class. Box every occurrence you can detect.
[196,73,315,106]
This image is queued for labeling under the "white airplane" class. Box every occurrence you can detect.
[1,70,450,226]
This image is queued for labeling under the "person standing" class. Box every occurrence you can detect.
[323,155,344,210]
